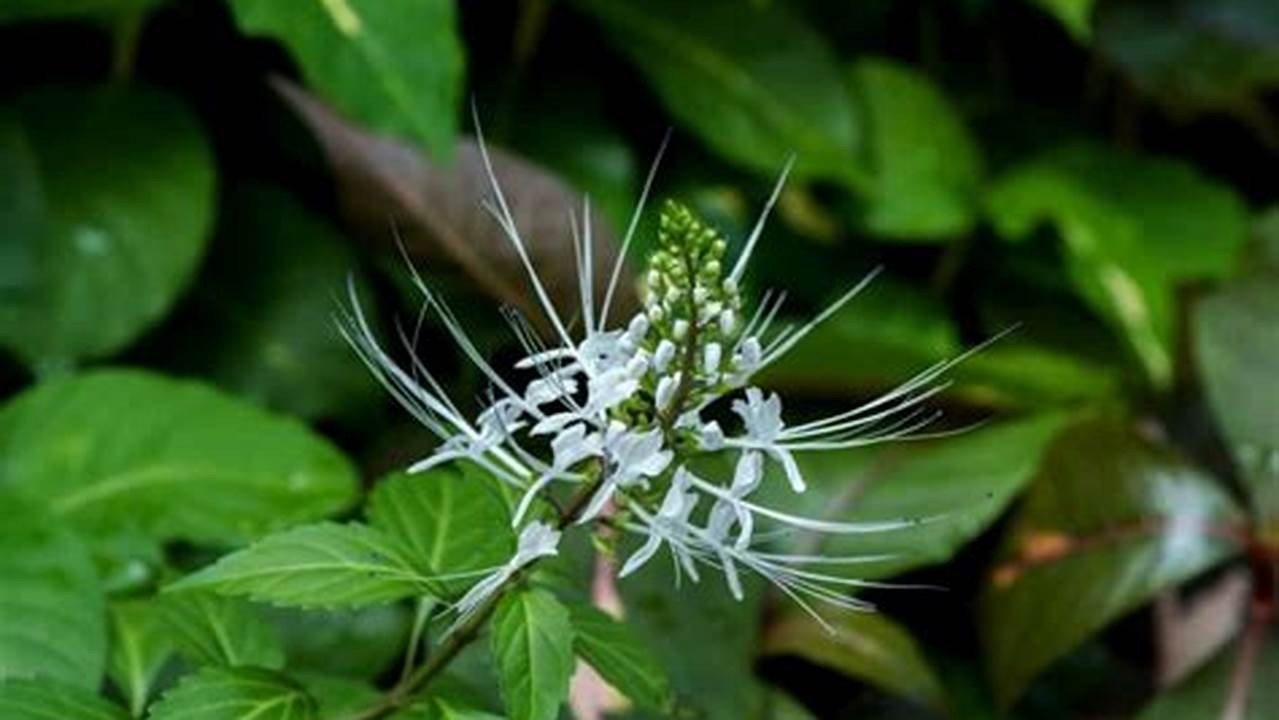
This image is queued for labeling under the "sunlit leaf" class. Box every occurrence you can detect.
[848,57,982,240]
[108,600,174,716]
[227,0,463,158]
[490,588,575,720]
[0,370,358,549]
[0,493,106,689]
[159,590,284,669]
[169,523,433,609]
[979,417,1243,708]
[367,467,515,599]
[0,87,214,373]
[148,666,316,719]
[986,144,1248,386]
[0,677,128,720]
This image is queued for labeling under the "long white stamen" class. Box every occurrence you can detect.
[729,155,795,284]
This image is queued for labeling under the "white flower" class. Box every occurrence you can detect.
[577,425,673,523]
[451,521,561,627]
[340,124,979,629]
[619,467,701,580]
[731,388,805,492]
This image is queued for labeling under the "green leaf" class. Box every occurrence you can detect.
[1026,0,1095,42]
[0,86,214,372]
[0,677,129,720]
[160,183,380,421]
[848,58,983,240]
[762,606,946,712]
[148,666,316,719]
[490,588,575,720]
[574,0,861,184]
[108,601,174,716]
[226,0,462,158]
[0,369,358,549]
[565,603,671,711]
[0,493,106,689]
[297,673,379,717]
[366,467,515,598]
[1194,275,1279,526]
[170,523,433,609]
[268,605,411,679]
[986,144,1248,386]
[159,591,284,669]
[762,413,1071,581]
[1138,635,1279,719]
[979,417,1243,708]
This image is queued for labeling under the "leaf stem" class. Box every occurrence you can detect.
[340,478,604,720]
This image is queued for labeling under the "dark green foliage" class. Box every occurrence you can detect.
[1,1,1277,718]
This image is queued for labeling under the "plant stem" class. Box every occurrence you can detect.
[341,479,603,720]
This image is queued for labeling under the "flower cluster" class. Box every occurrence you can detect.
[340,138,969,627]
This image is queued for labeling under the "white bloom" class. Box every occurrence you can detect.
[340,124,978,629]
[451,521,561,627]
[619,468,701,580]
[578,425,673,523]
[731,388,805,492]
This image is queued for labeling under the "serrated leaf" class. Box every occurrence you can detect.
[226,0,462,158]
[367,466,515,598]
[0,677,129,720]
[148,666,316,719]
[159,591,284,669]
[762,605,946,712]
[979,417,1243,708]
[0,86,214,372]
[574,0,861,184]
[986,144,1248,386]
[0,492,106,689]
[848,57,982,240]
[1138,634,1279,719]
[490,588,575,720]
[0,369,358,549]
[566,603,670,711]
[170,523,433,609]
[1194,275,1279,528]
[108,601,174,716]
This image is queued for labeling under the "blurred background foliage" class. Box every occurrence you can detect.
[1,0,1278,718]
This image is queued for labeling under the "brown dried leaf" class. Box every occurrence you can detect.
[273,78,638,328]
